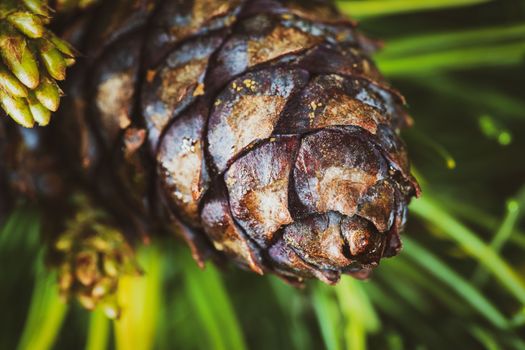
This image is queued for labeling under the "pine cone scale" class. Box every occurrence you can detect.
[207,67,309,173]
[224,136,299,247]
[292,128,388,218]
[200,183,265,275]
[157,103,210,223]
[144,0,243,68]
[89,34,143,145]
[142,33,225,147]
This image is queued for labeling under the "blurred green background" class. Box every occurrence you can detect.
[1,0,525,349]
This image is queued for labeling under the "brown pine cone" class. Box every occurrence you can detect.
[4,0,420,286]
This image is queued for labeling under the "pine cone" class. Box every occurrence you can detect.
[0,0,75,127]
[74,0,419,285]
[2,0,420,286]
[51,196,142,318]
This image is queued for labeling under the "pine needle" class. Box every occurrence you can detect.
[410,196,525,306]
[336,0,492,18]
[16,254,68,350]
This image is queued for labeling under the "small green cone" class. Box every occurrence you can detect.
[51,195,142,319]
[0,0,76,127]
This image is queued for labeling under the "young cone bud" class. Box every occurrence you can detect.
[0,32,40,89]
[7,12,45,39]
[22,0,51,17]
[0,91,34,127]
[27,92,51,126]
[0,0,75,127]
[51,196,142,318]
[0,66,29,97]
[39,40,67,81]
[35,76,61,111]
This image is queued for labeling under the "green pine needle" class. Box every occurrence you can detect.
[16,255,68,350]
[410,196,525,305]
[183,252,247,350]
[379,24,525,58]
[378,42,525,76]
[312,286,344,350]
[336,0,492,18]
[403,237,510,329]
[86,309,110,350]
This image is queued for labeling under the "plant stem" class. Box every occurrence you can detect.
[16,258,68,350]
[114,244,163,350]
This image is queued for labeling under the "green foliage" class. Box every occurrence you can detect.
[182,252,247,350]
[1,0,525,349]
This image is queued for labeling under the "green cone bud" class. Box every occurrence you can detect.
[75,250,100,286]
[27,92,51,125]
[49,33,76,58]
[64,57,75,67]
[92,277,114,298]
[7,12,45,39]
[0,33,40,89]
[35,76,60,111]
[0,66,29,97]
[0,91,34,127]
[39,40,67,81]
[22,0,51,17]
